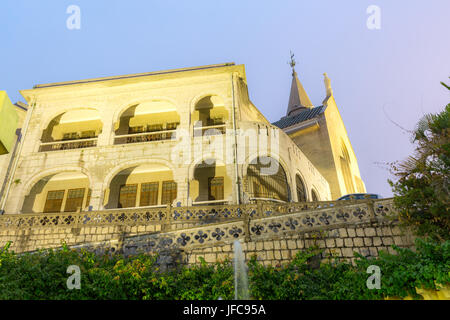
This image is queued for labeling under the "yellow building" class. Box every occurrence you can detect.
[0,92,27,212]
[0,91,19,155]
[0,62,365,215]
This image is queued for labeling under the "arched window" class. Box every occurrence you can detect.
[114,101,180,144]
[192,95,228,136]
[190,159,230,205]
[296,174,307,202]
[22,172,91,213]
[40,109,102,151]
[246,157,290,202]
[105,164,177,209]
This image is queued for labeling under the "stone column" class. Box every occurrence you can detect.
[88,182,104,211]
[97,111,115,147]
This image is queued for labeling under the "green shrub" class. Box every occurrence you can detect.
[0,238,448,300]
[388,85,450,241]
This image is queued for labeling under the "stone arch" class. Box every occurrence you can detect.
[190,93,229,130]
[187,153,227,181]
[22,166,92,198]
[102,159,178,209]
[189,92,227,114]
[39,108,103,152]
[112,98,181,144]
[112,96,179,129]
[102,158,177,192]
[189,157,231,203]
[19,167,92,213]
[39,107,101,133]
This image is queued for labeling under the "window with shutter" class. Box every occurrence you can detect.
[43,190,65,213]
[140,182,159,206]
[208,177,224,201]
[161,181,177,205]
[64,188,85,212]
[118,184,137,208]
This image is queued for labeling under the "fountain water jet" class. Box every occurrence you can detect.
[233,240,249,300]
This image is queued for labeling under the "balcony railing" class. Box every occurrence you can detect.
[39,138,98,152]
[192,199,228,206]
[1,198,395,230]
[114,129,177,145]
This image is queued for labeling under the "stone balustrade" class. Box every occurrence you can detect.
[0,198,394,231]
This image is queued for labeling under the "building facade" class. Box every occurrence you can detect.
[1,63,340,215]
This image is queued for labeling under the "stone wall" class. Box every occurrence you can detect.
[184,221,414,266]
[0,199,415,266]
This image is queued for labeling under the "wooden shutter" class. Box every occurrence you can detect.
[161,181,177,205]
[81,130,96,139]
[118,184,137,208]
[64,188,85,212]
[140,182,159,206]
[208,177,224,201]
[128,126,144,134]
[62,132,79,140]
[43,190,65,213]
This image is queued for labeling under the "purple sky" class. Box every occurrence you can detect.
[1,0,449,198]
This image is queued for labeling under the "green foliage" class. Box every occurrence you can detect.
[389,83,450,241]
[0,239,448,300]
[248,238,449,300]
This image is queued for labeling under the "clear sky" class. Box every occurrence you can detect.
[1,0,449,198]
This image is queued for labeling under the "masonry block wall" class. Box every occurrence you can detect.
[0,201,416,267]
[185,221,415,266]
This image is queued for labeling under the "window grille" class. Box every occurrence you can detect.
[296,175,307,202]
[246,158,289,202]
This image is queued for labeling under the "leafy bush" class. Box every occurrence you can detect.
[0,238,448,300]
[389,82,450,241]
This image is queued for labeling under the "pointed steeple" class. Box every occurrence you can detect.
[286,52,313,117]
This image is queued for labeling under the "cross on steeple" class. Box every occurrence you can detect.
[286,51,314,116]
[288,51,296,75]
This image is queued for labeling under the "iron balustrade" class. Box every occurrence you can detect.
[39,138,98,152]
[114,129,177,145]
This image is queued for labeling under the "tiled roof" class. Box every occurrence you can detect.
[272,105,326,129]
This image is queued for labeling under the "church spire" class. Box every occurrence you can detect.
[286,52,313,117]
